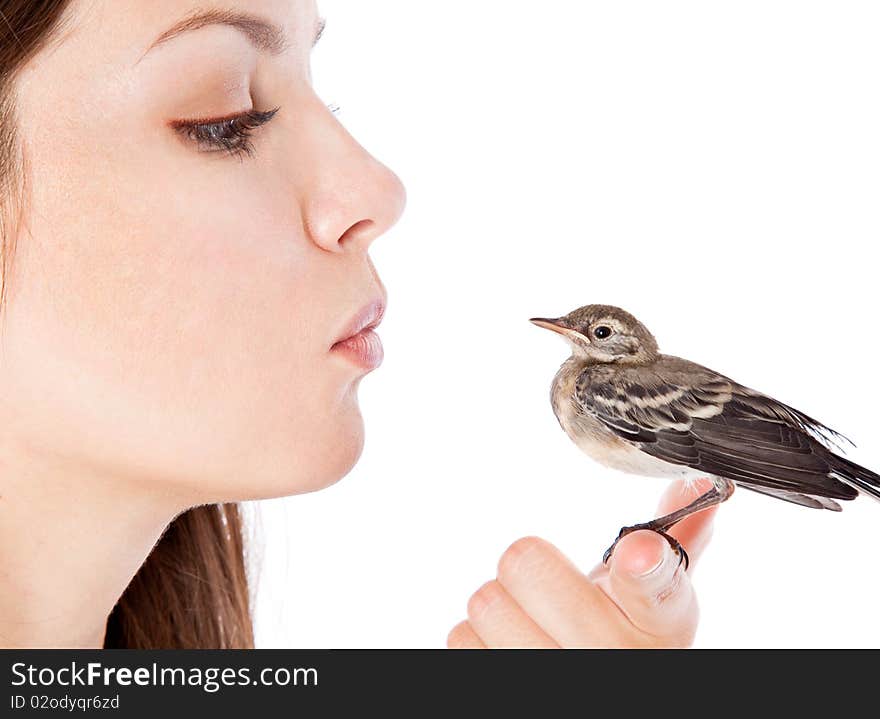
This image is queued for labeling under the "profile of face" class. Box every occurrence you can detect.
[1,0,405,504]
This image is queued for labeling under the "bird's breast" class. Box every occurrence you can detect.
[550,361,700,480]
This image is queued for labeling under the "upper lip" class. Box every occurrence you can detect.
[332,296,387,347]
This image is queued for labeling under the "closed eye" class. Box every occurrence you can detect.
[170,106,280,161]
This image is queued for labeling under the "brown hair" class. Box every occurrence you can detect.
[1,0,256,648]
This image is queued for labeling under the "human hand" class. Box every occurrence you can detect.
[447,478,717,648]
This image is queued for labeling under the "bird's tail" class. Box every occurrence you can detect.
[831,456,880,503]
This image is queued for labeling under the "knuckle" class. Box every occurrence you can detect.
[650,562,697,608]
[641,597,699,648]
[467,580,503,620]
[497,535,549,581]
[446,621,472,649]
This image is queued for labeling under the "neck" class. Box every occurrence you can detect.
[0,438,190,648]
[571,351,657,367]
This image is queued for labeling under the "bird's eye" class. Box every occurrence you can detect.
[593,325,613,339]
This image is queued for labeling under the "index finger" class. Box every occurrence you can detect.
[658,478,720,570]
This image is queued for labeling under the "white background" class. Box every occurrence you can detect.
[250,0,880,648]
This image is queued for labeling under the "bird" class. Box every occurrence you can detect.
[530,304,880,569]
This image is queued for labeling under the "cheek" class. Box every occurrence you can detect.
[5,160,362,501]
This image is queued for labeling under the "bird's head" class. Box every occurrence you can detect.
[530,304,659,365]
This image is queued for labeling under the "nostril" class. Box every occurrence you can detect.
[338,219,375,246]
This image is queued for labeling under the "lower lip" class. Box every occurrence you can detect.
[331,328,384,371]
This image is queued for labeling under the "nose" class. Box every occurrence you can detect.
[301,104,406,254]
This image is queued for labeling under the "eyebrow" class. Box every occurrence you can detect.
[137,8,325,63]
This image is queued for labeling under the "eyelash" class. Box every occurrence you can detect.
[172,103,341,161]
[172,107,281,160]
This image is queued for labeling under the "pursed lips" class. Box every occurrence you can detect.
[333,298,386,349]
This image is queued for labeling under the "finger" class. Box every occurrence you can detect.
[466,580,559,648]
[658,478,720,570]
[586,477,720,585]
[447,620,485,649]
[496,536,630,648]
[606,529,698,647]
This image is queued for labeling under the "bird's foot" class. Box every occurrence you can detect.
[602,524,689,571]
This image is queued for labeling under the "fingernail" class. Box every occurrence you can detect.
[617,531,672,578]
[636,540,672,579]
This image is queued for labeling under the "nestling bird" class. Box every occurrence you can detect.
[530,304,880,568]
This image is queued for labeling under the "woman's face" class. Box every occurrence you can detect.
[2,0,405,502]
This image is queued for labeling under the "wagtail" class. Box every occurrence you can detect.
[531,304,880,568]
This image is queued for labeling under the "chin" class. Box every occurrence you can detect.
[179,377,371,504]
[298,414,366,496]
[226,401,366,502]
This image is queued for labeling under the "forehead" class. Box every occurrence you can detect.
[45,0,317,66]
[573,305,634,324]
[13,0,319,137]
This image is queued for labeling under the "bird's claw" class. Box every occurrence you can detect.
[602,526,690,571]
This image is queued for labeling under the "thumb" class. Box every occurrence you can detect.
[606,530,699,647]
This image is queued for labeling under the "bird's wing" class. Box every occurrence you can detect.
[575,358,859,502]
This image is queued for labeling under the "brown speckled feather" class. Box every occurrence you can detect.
[574,355,865,506]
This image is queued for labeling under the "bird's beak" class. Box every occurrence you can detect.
[529,317,572,336]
